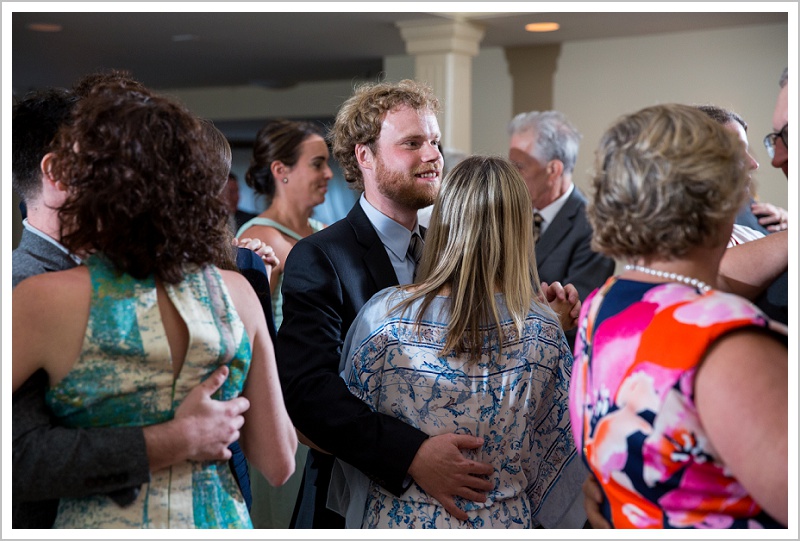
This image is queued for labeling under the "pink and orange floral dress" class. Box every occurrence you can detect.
[569,277,783,529]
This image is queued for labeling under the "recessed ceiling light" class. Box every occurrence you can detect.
[27,23,62,32]
[172,34,198,42]
[525,22,560,33]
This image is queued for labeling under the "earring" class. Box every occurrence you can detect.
[282,178,289,184]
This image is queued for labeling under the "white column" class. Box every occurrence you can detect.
[396,19,485,154]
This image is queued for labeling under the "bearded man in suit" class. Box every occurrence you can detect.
[508,111,616,350]
[276,80,501,529]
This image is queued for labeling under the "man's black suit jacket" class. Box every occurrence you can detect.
[276,202,428,525]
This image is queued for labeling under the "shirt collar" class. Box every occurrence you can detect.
[534,183,574,226]
[359,194,419,259]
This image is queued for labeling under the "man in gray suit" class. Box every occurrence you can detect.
[12,86,250,528]
[508,111,615,349]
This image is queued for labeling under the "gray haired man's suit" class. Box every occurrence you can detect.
[534,187,616,349]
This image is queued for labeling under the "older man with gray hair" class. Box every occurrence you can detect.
[508,111,614,350]
[765,67,788,176]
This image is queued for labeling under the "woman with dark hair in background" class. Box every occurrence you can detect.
[237,119,333,329]
[12,80,297,528]
[235,119,333,528]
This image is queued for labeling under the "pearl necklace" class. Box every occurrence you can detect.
[624,264,712,294]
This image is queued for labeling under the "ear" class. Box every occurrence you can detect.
[270,160,286,180]
[547,159,564,180]
[40,153,67,191]
[355,143,374,170]
[40,153,55,183]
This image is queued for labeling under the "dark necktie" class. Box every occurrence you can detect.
[408,232,424,281]
[533,212,544,244]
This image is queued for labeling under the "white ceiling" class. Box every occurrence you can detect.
[11,10,787,95]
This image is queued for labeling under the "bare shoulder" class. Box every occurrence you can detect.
[219,268,254,298]
[696,326,786,406]
[220,270,266,336]
[218,269,262,325]
[14,266,91,307]
[701,327,786,374]
[13,267,92,385]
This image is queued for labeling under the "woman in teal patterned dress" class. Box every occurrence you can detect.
[332,156,584,528]
[12,81,297,528]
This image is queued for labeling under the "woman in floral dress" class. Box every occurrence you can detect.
[569,104,787,529]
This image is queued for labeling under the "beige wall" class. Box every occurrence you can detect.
[505,44,561,114]
[385,48,512,156]
[163,79,366,120]
[554,23,788,209]
[470,47,513,156]
[395,22,788,211]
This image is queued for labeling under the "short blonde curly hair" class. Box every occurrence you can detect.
[330,79,440,191]
[588,103,749,261]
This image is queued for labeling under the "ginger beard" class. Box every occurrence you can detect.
[373,151,440,211]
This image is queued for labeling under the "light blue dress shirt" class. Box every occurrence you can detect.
[359,194,420,286]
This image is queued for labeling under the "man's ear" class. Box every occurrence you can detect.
[40,153,67,191]
[355,143,374,170]
[547,159,564,181]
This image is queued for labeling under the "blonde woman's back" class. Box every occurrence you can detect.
[338,287,582,528]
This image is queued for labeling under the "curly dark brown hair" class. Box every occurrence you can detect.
[52,81,232,283]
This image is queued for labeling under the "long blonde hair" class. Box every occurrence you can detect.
[391,155,544,362]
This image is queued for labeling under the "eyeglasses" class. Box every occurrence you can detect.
[763,124,788,159]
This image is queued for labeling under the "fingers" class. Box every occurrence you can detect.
[200,365,229,396]
[564,284,579,304]
[451,434,484,450]
[226,395,251,416]
[551,281,566,300]
[759,216,780,227]
[454,485,489,503]
[763,219,788,231]
[752,203,788,231]
[570,299,582,318]
[541,281,568,303]
[461,471,494,491]
[462,459,495,478]
[436,495,469,521]
[238,237,268,253]
[582,474,612,529]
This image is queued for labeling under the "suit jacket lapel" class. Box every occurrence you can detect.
[346,202,399,292]
[535,188,584,265]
